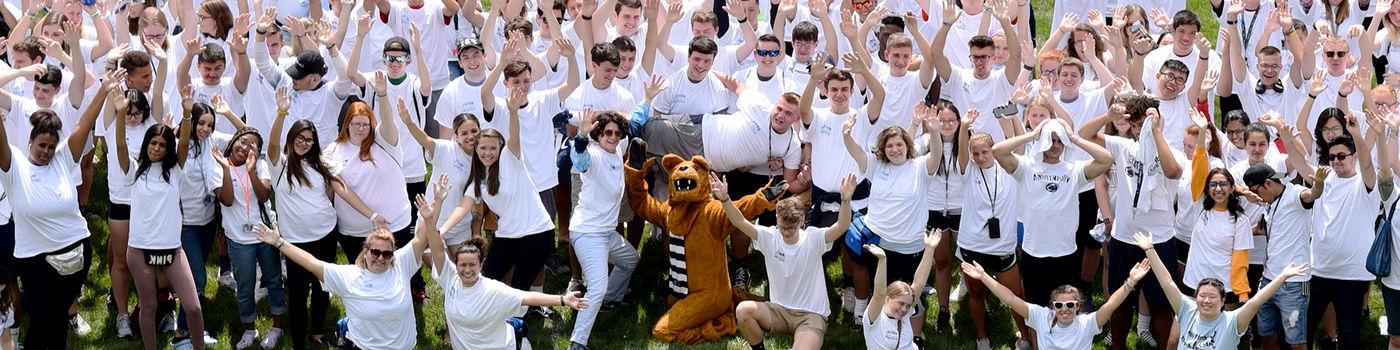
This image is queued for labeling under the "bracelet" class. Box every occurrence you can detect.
[1308,93,1319,99]
[943,21,954,27]
[274,239,286,249]
[580,15,593,21]
[1023,64,1034,71]
[559,295,565,306]
[370,213,381,222]
[738,18,748,24]
[1227,20,1238,25]
[376,93,389,98]
[1339,92,1350,98]
[1199,55,1208,61]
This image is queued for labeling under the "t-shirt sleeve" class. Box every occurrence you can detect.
[1175,295,1198,324]
[394,244,423,273]
[1010,155,1031,180]
[752,226,773,254]
[320,264,356,294]
[255,159,273,182]
[1024,304,1051,332]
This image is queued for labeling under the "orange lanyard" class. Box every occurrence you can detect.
[235,163,252,222]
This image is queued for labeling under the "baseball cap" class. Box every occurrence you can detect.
[455,36,484,54]
[286,50,327,80]
[383,37,411,55]
[1241,164,1284,187]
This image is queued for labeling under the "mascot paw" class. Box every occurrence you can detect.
[762,180,789,201]
[628,138,649,169]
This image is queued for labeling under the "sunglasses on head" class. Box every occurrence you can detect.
[1325,51,1347,58]
[368,248,393,259]
[756,49,781,57]
[1052,301,1078,309]
[384,54,409,63]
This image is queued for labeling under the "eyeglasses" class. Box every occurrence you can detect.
[1207,181,1231,189]
[1257,63,1282,70]
[1329,152,1352,161]
[1051,301,1078,309]
[1159,73,1187,84]
[1325,51,1347,58]
[756,49,781,57]
[350,123,373,130]
[1225,128,1246,135]
[198,14,213,21]
[1322,125,1345,134]
[970,54,992,61]
[1040,68,1059,76]
[367,248,393,259]
[384,54,409,63]
[294,135,315,145]
[939,118,959,124]
[600,129,623,138]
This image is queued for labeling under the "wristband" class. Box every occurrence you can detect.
[943,21,954,27]
[559,295,565,306]
[274,239,286,249]
[1339,92,1350,98]
[581,15,593,21]
[1227,20,1238,25]
[738,18,748,24]
[370,213,381,222]
[1308,93,1319,99]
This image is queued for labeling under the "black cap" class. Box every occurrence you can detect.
[286,50,328,80]
[1242,164,1284,187]
[455,36,484,54]
[383,37,411,55]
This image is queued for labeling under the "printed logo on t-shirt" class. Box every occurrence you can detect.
[1180,328,1218,350]
[1034,173,1070,193]
[820,124,834,136]
[774,250,787,262]
[453,160,467,173]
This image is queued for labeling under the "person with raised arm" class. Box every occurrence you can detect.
[1131,232,1311,350]
[861,231,940,350]
[725,173,855,350]
[212,123,285,349]
[932,0,1022,142]
[0,68,118,350]
[396,97,482,251]
[962,256,1149,350]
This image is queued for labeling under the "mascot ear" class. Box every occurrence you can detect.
[690,156,711,172]
[661,154,686,173]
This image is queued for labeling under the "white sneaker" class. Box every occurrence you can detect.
[160,311,178,333]
[260,327,283,349]
[839,287,856,314]
[1382,316,1391,336]
[236,330,258,350]
[218,271,237,290]
[951,281,968,302]
[115,314,133,338]
[204,331,220,345]
[975,338,991,350]
[68,314,91,336]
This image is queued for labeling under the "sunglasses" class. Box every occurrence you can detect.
[1207,180,1231,189]
[384,55,409,63]
[367,248,393,259]
[1052,301,1078,310]
[852,1,874,10]
[1325,51,1347,58]
[756,49,781,57]
[1329,152,1352,161]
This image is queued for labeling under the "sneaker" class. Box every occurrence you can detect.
[68,314,91,336]
[260,327,283,349]
[1384,316,1392,336]
[951,281,967,302]
[236,330,258,350]
[1137,329,1158,348]
[923,285,934,296]
[115,314,133,339]
[975,338,991,350]
[1015,339,1031,350]
[160,311,178,333]
[1102,334,1112,347]
[218,271,237,290]
[600,300,629,311]
[529,306,556,318]
[936,311,951,332]
[840,287,856,314]
[172,338,193,350]
[566,279,585,294]
[567,341,590,350]
[203,331,220,345]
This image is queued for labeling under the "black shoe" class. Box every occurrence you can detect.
[1320,337,1339,350]
[936,311,950,332]
[567,341,590,350]
[912,336,925,350]
[601,301,630,311]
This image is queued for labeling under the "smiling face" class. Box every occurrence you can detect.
[1171,24,1198,53]
[455,120,480,153]
[230,133,260,165]
[384,52,409,75]
[769,98,799,131]
[1224,120,1248,149]
[1207,173,1232,203]
[880,133,910,165]
[825,77,853,107]
[1194,283,1224,319]
[1156,69,1187,97]
[885,45,914,71]
[686,52,715,80]
[476,135,502,166]
[615,6,643,36]
[458,48,486,75]
[1244,131,1270,162]
[1050,292,1080,325]
[597,121,624,153]
[196,113,215,140]
[362,237,395,274]
[936,109,959,139]
[455,251,484,286]
[1256,53,1282,81]
[883,291,913,319]
[617,50,637,77]
[754,41,781,69]
[591,60,618,85]
[28,133,58,166]
[1320,117,1344,143]
[292,129,315,156]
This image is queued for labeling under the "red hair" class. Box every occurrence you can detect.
[336,101,377,163]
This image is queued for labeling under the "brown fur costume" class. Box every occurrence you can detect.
[624,154,776,343]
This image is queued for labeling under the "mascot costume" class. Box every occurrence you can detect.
[624,149,783,343]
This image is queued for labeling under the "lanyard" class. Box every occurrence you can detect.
[1131,160,1146,210]
[235,164,252,222]
[977,166,997,205]
[1240,9,1262,51]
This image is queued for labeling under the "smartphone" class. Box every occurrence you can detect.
[986,218,1001,239]
[1129,22,1149,39]
[992,103,1018,118]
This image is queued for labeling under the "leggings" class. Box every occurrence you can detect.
[17,239,91,350]
[286,236,336,350]
[483,231,555,290]
[127,247,204,350]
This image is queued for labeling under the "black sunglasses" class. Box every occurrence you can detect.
[1325,51,1347,58]
[1052,301,1078,309]
[368,248,393,259]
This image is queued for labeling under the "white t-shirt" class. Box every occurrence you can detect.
[103,120,156,204]
[652,71,734,117]
[1025,304,1100,350]
[464,152,554,238]
[736,66,798,104]
[1312,172,1380,281]
[384,1,454,89]
[1013,156,1089,258]
[945,67,1015,142]
[862,303,916,350]
[1175,296,1246,350]
[1181,203,1261,293]
[872,61,932,136]
[569,142,624,233]
[1059,89,1108,128]
[179,147,224,226]
[434,77,486,131]
[564,82,636,115]
[434,263,526,350]
[428,140,475,245]
[484,90,563,191]
[1234,72,1304,127]
[1264,184,1313,282]
[126,164,184,250]
[321,246,421,350]
[864,154,930,254]
[218,160,273,244]
[327,139,411,237]
[1104,136,1182,243]
[754,226,833,317]
[922,139,965,214]
[363,73,431,182]
[191,78,245,135]
[1,144,88,258]
[270,158,338,243]
[1138,46,1222,97]
[805,107,871,209]
[702,91,801,173]
[958,164,1020,256]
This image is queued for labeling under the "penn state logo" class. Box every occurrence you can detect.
[1045,182,1059,193]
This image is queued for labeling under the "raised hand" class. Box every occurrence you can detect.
[275,87,290,113]
[644,75,667,102]
[1308,70,1327,96]
[1226,0,1245,20]
[1148,107,1164,134]
[102,68,128,93]
[1314,166,1331,191]
[842,114,857,135]
[1201,70,1219,94]
[1150,7,1169,29]
[578,108,597,135]
[864,244,886,259]
[924,229,943,250]
[709,172,729,200]
[838,174,857,200]
[1132,232,1154,250]
[507,87,528,110]
[555,37,576,57]
[665,0,683,24]
[963,108,980,126]
[841,52,868,73]
[1127,259,1151,283]
[1087,9,1106,31]
[211,95,234,116]
[143,37,167,62]
[179,85,195,111]
[807,0,828,19]
[372,71,389,96]
[777,0,797,20]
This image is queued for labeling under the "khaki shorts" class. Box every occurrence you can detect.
[763,303,827,337]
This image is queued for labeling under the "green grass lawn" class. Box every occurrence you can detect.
[48,1,1389,349]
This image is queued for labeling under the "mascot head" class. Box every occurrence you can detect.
[661,154,713,203]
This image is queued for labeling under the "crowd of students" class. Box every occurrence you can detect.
[5,0,1400,349]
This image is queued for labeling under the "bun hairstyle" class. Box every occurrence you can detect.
[28,110,62,141]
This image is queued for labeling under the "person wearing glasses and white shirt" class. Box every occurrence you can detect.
[961,257,1150,350]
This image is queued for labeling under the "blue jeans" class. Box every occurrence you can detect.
[569,230,639,345]
[178,221,217,332]
[228,239,286,323]
[1256,277,1309,345]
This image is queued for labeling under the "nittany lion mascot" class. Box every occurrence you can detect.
[624,150,782,343]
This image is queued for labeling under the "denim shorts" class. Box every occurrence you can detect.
[1255,277,1309,345]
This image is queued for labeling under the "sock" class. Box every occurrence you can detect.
[854,298,870,316]
[1136,313,1151,333]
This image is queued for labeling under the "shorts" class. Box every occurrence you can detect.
[885,250,924,284]
[926,211,961,231]
[1257,277,1309,345]
[1106,238,1180,307]
[1173,237,1191,266]
[109,203,131,221]
[1020,252,1080,306]
[762,302,827,337]
[1075,190,1103,249]
[959,248,1017,273]
[537,188,557,218]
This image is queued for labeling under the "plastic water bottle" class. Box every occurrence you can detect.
[1090,221,1108,243]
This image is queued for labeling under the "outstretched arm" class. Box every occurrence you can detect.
[1134,232,1183,313]
[255,224,326,280]
[1097,260,1151,326]
[715,173,760,240]
[865,245,888,323]
[1236,264,1309,332]
[842,116,869,173]
[961,259,1029,318]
